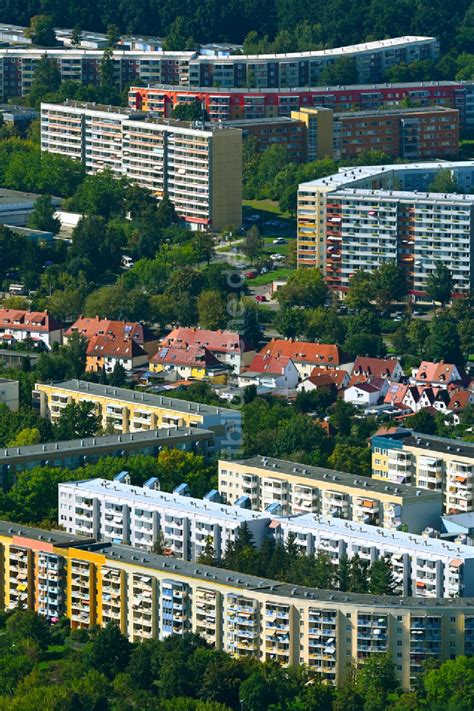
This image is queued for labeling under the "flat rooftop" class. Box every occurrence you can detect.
[404,433,474,458]
[62,478,269,523]
[442,512,474,528]
[0,188,58,204]
[223,455,439,501]
[0,520,91,548]
[37,379,238,418]
[0,425,211,462]
[298,161,474,193]
[333,105,457,119]
[190,36,437,62]
[103,541,474,608]
[332,187,474,204]
[225,117,298,126]
[280,513,474,559]
[135,80,471,94]
[3,518,474,607]
[43,100,138,116]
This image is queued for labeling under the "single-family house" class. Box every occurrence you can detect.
[411,361,463,388]
[65,316,158,355]
[258,339,348,378]
[0,308,62,350]
[160,327,253,373]
[351,356,404,383]
[237,354,299,390]
[344,378,389,406]
[150,345,229,382]
[86,334,148,373]
[297,367,350,393]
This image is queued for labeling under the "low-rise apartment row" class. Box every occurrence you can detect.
[40,101,242,231]
[60,476,474,599]
[0,37,438,100]
[0,425,213,489]
[2,520,474,690]
[297,161,474,297]
[218,456,442,533]
[129,79,474,131]
[34,379,241,454]
[372,431,474,515]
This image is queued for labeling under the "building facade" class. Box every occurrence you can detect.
[297,161,474,297]
[218,456,442,533]
[59,477,474,599]
[34,379,241,454]
[272,513,474,598]
[0,308,62,350]
[372,431,474,515]
[0,425,214,489]
[59,478,269,559]
[40,101,242,231]
[129,79,474,132]
[3,520,474,690]
[0,37,439,100]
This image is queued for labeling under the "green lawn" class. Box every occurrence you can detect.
[250,267,292,286]
[242,199,296,237]
[243,199,285,215]
[263,236,290,256]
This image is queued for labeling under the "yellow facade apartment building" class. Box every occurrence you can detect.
[1,520,474,690]
[218,455,442,533]
[34,379,241,454]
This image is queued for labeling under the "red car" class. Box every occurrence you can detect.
[255,295,268,302]
[245,270,258,279]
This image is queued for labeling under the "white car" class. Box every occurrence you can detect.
[270,253,285,261]
[273,237,286,244]
[121,255,134,269]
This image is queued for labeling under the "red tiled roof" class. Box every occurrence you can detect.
[245,353,293,375]
[261,339,345,366]
[352,382,380,394]
[384,383,408,404]
[0,308,61,333]
[306,367,348,389]
[414,361,458,384]
[161,327,248,354]
[87,334,146,359]
[448,390,472,411]
[151,345,223,369]
[65,316,146,343]
[352,356,401,379]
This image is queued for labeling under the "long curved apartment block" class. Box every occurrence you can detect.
[0,36,439,99]
[1,520,474,690]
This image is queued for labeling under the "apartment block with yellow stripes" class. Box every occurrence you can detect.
[2,520,474,690]
[34,379,241,454]
[218,455,442,533]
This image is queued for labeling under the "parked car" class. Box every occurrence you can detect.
[270,253,285,261]
[121,255,134,269]
[255,295,268,302]
[245,270,258,278]
[272,237,287,244]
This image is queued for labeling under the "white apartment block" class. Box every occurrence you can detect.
[218,456,442,533]
[272,513,474,598]
[372,432,474,515]
[297,161,474,297]
[40,101,242,231]
[59,478,269,560]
